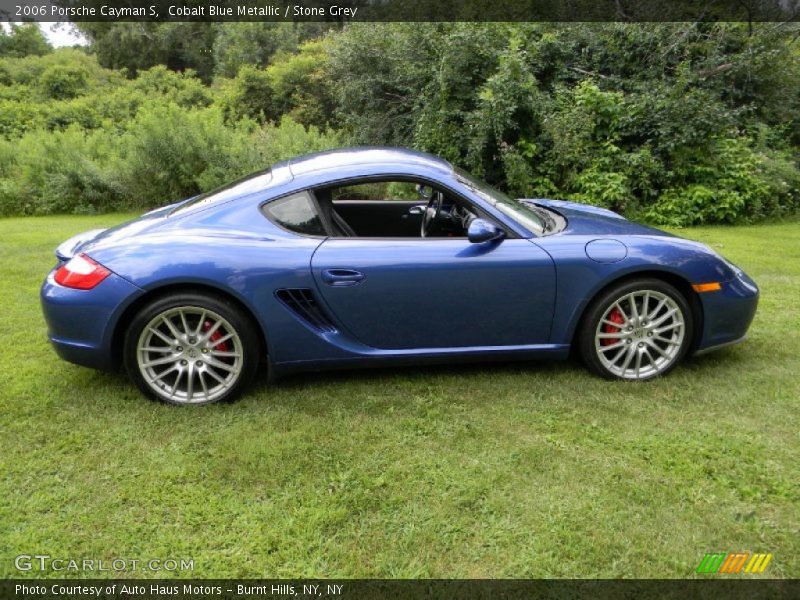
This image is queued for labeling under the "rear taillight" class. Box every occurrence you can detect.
[54,254,111,290]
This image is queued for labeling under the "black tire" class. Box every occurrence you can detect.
[577,278,693,381]
[123,292,260,405]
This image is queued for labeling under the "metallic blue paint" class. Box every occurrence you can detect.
[310,237,555,349]
[40,147,759,380]
[41,270,144,370]
[585,239,628,263]
[467,218,505,243]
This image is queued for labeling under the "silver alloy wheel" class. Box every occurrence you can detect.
[136,306,244,404]
[594,290,685,380]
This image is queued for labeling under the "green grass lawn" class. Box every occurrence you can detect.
[0,214,798,579]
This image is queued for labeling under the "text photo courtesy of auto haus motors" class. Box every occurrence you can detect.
[2,0,799,597]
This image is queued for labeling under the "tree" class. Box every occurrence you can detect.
[0,23,52,57]
[326,22,800,222]
[214,22,336,78]
[267,39,336,129]
[74,23,217,81]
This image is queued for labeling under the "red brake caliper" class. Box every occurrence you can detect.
[601,308,625,346]
[203,320,229,352]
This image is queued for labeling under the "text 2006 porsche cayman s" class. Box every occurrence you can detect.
[41,148,758,405]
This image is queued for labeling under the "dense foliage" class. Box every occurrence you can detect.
[1,22,798,224]
[0,23,52,58]
[0,46,339,215]
[329,23,800,225]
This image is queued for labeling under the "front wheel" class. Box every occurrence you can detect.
[578,279,693,381]
[123,293,260,405]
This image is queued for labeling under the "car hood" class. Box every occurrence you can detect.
[523,199,674,237]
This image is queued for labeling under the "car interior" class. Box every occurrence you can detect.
[313,179,479,238]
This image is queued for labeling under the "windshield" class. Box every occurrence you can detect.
[455,168,545,235]
[171,169,273,215]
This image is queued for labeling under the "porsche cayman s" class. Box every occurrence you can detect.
[41,148,759,405]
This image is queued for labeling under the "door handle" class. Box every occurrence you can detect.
[321,269,365,286]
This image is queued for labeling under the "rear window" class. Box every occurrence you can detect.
[171,169,273,215]
[263,192,326,237]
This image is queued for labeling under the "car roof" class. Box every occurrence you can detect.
[273,147,454,180]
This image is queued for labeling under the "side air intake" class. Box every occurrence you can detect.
[275,288,337,333]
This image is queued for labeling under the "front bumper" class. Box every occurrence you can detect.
[40,269,144,371]
[695,269,759,354]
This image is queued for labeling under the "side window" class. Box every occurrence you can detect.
[263,192,327,237]
[319,178,483,239]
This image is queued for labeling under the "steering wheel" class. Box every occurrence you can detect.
[420,191,444,238]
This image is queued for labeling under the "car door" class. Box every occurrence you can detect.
[311,237,556,350]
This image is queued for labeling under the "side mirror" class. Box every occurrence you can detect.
[467,219,505,244]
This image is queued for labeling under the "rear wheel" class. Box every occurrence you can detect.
[578,278,692,381]
[123,293,259,405]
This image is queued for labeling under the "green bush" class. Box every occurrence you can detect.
[0,126,123,216]
[218,65,275,123]
[0,99,43,138]
[131,65,211,108]
[250,115,340,166]
[0,23,51,58]
[0,50,129,137]
[266,39,335,129]
[119,110,338,207]
[647,137,798,226]
[0,106,340,216]
[117,103,259,206]
[1,49,104,88]
[327,23,800,224]
[39,64,90,100]
[0,63,11,86]
[1,23,799,223]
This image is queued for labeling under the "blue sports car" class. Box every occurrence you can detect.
[41,148,759,405]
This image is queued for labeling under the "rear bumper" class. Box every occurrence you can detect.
[695,270,759,354]
[40,269,144,371]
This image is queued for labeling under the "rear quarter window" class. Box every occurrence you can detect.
[262,192,326,237]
